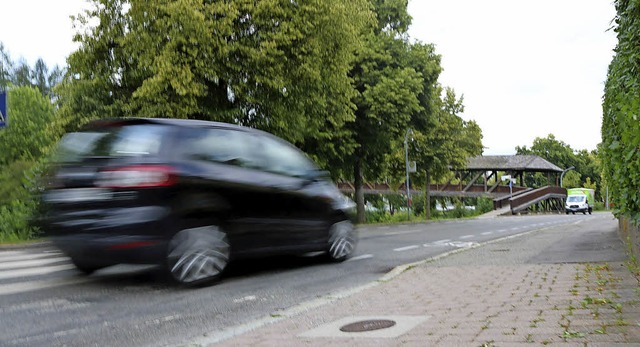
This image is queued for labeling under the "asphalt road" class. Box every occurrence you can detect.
[0,213,610,347]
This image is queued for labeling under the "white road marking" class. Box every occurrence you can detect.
[347,254,373,261]
[481,232,493,236]
[393,245,420,252]
[0,252,62,263]
[0,257,68,270]
[0,277,92,296]
[384,229,421,236]
[448,241,479,248]
[0,264,76,280]
[434,239,451,244]
[233,296,257,304]
[459,235,474,239]
[497,229,507,233]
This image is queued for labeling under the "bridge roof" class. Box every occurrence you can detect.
[465,155,564,173]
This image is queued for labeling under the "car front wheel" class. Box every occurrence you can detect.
[166,225,230,286]
[327,220,357,262]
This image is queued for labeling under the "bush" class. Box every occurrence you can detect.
[0,199,41,243]
[0,159,46,243]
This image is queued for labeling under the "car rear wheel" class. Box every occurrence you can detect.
[327,220,356,262]
[166,225,230,286]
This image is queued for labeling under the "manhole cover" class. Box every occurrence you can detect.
[340,319,396,332]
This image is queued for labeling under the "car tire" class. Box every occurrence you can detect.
[166,225,230,286]
[326,220,357,262]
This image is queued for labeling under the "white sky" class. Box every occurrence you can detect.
[0,0,618,155]
[408,0,618,155]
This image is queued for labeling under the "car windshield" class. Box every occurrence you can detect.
[54,124,168,162]
[567,195,585,203]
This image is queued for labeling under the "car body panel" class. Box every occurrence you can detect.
[38,118,356,274]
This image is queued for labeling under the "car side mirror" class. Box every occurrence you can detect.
[304,169,330,181]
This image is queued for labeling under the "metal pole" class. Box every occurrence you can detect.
[404,128,412,220]
[560,166,575,188]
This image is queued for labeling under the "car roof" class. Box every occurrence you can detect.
[87,117,259,133]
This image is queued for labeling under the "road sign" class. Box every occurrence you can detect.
[408,161,417,173]
[0,91,6,128]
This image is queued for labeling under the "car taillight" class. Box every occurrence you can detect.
[96,165,177,188]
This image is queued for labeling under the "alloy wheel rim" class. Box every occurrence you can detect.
[168,226,230,283]
[329,221,355,259]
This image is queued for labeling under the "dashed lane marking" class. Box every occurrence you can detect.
[347,254,374,262]
[434,239,451,244]
[393,245,420,252]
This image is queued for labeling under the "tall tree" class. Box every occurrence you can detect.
[57,0,371,151]
[385,86,483,219]
[515,134,601,198]
[32,58,64,100]
[0,43,12,90]
[32,59,50,96]
[342,0,439,222]
[11,61,31,88]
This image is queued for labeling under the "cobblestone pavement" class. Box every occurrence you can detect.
[189,213,640,346]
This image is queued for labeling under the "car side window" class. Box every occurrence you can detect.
[184,128,265,169]
[259,135,317,177]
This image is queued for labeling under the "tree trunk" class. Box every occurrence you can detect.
[354,158,365,223]
[425,170,431,220]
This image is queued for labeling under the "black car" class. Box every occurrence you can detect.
[38,118,357,286]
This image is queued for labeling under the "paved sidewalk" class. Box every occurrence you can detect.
[191,214,640,347]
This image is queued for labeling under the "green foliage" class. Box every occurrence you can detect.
[363,194,492,224]
[0,159,46,243]
[0,87,57,242]
[0,160,35,206]
[0,86,57,165]
[601,0,640,221]
[59,0,371,158]
[562,170,581,189]
[476,197,494,214]
[516,134,602,200]
[0,198,41,243]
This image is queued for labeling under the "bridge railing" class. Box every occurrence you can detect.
[337,182,530,198]
[508,186,567,213]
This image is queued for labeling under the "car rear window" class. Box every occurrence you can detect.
[54,124,168,162]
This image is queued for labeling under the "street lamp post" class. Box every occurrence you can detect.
[404,128,414,220]
[560,166,575,188]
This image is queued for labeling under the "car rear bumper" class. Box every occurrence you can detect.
[51,234,169,265]
[41,205,174,265]
[565,207,590,213]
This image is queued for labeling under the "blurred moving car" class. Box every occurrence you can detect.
[38,118,357,286]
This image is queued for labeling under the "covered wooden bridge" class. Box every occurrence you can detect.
[337,155,569,214]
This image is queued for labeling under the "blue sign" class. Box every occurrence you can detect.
[0,91,6,128]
